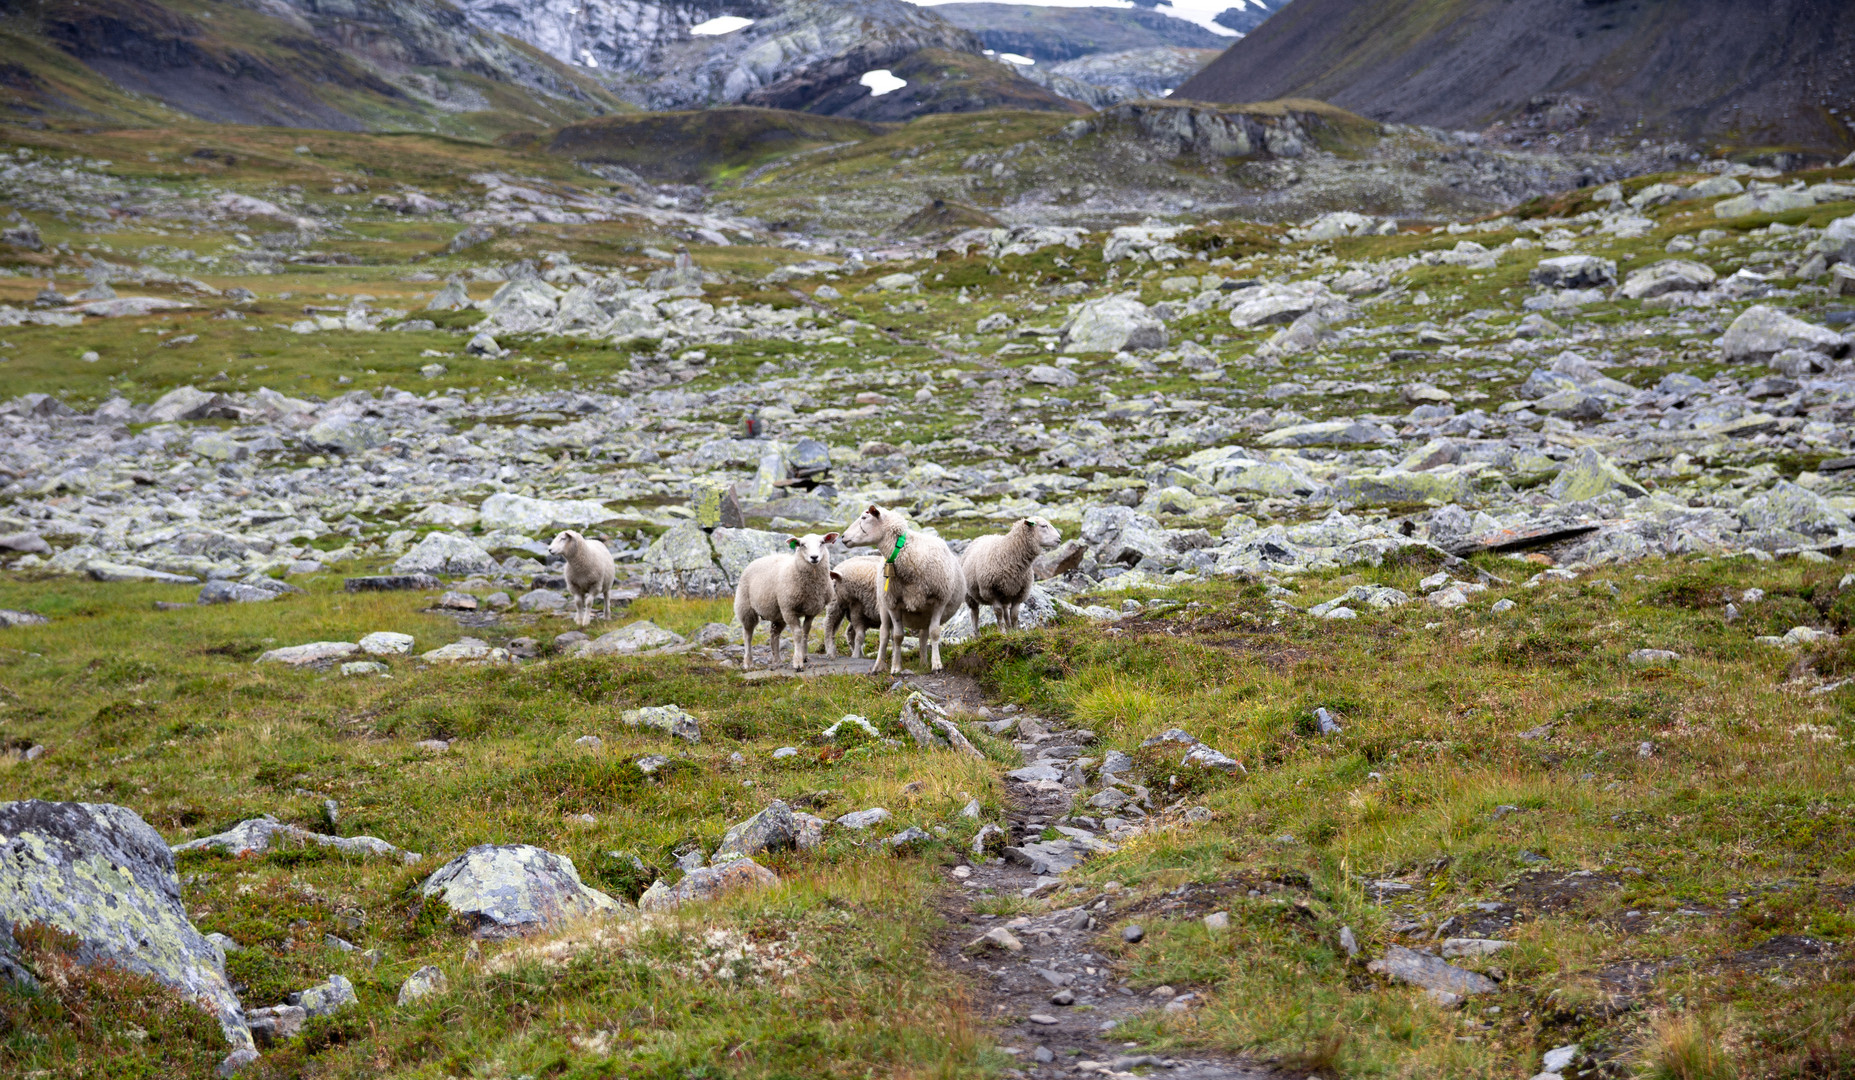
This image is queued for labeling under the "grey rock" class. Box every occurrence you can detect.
[358,631,415,656]
[1620,259,1715,299]
[394,532,500,576]
[715,800,803,860]
[0,609,49,628]
[478,492,615,533]
[583,621,687,656]
[172,815,420,864]
[245,1004,305,1047]
[198,580,277,605]
[86,561,198,584]
[1062,294,1168,352]
[637,857,778,912]
[1122,923,1145,943]
[1367,944,1498,998]
[287,973,357,1017]
[621,703,701,741]
[397,965,449,1006]
[420,844,626,938]
[0,801,252,1051]
[835,807,892,829]
[1627,649,1680,666]
[255,641,358,666]
[1720,304,1847,363]
[0,532,50,555]
[1530,255,1616,289]
[345,575,442,592]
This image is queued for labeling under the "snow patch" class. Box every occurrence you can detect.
[997,53,1035,66]
[860,69,908,97]
[690,15,754,35]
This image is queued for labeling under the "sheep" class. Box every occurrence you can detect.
[825,555,883,659]
[961,517,1062,633]
[734,532,837,671]
[548,530,614,628]
[840,505,965,675]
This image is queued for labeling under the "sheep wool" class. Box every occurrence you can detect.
[825,555,884,659]
[548,529,615,628]
[840,505,964,675]
[961,517,1062,632]
[734,532,837,671]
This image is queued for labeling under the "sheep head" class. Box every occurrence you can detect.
[841,505,898,547]
[786,532,837,566]
[1024,517,1062,550]
[548,530,583,555]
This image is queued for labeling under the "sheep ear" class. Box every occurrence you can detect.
[865,505,880,516]
[830,569,842,581]
[822,532,838,545]
[787,536,800,549]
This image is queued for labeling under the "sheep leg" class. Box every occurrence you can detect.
[768,621,784,671]
[1000,603,1016,632]
[967,599,983,637]
[926,611,945,673]
[575,592,589,628]
[870,609,892,676]
[602,583,611,623]
[740,615,757,671]
[824,605,842,659]
[792,615,811,671]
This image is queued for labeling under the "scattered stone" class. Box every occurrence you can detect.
[621,704,701,742]
[1121,924,1145,943]
[397,965,448,1006]
[1367,944,1498,1000]
[287,973,357,1017]
[173,815,420,863]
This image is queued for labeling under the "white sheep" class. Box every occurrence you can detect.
[548,530,614,628]
[734,532,837,671]
[825,555,883,659]
[840,505,964,675]
[961,516,1062,632]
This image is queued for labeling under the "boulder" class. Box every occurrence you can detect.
[255,641,358,666]
[1529,255,1616,289]
[302,415,388,455]
[713,800,805,860]
[477,493,616,533]
[708,527,788,582]
[1062,295,1168,353]
[419,844,625,938]
[0,801,252,1051]
[358,631,415,656]
[582,622,687,657]
[425,281,471,311]
[393,532,499,576]
[1739,481,1853,539]
[1619,259,1716,300]
[1819,214,1855,265]
[1719,305,1847,363]
[1714,187,1815,218]
[197,580,277,605]
[1546,447,1647,502]
[478,278,562,335]
[637,858,779,912]
[344,574,442,592]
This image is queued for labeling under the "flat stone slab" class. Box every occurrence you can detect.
[345,575,442,592]
[1367,945,1499,999]
[171,815,421,864]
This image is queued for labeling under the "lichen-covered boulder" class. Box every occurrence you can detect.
[0,801,253,1052]
[420,844,626,938]
[1062,294,1168,353]
[1719,305,1847,363]
[713,800,802,861]
[393,532,499,577]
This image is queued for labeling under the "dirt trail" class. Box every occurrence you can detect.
[920,693,1272,1079]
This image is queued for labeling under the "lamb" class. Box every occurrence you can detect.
[734,532,837,671]
[547,530,614,628]
[825,555,883,659]
[961,517,1062,633]
[840,505,965,675]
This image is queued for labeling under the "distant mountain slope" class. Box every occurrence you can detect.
[0,0,625,135]
[1210,0,1287,35]
[929,3,1227,62]
[1174,0,1855,152]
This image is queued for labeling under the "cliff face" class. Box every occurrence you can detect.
[1174,0,1855,152]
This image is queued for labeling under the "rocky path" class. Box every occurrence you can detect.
[927,702,1273,1080]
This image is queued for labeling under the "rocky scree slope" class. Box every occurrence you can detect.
[0,0,625,134]
[1175,0,1855,153]
[929,3,1231,62]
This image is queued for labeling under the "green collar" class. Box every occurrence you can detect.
[886,533,906,564]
